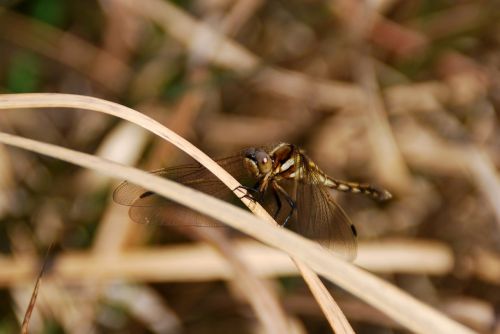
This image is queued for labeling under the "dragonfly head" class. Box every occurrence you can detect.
[244,148,273,177]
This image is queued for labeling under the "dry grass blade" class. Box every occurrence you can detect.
[0,93,476,334]
[293,260,354,334]
[465,148,500,227]
[118,0,258,72]
[0,130,475,334]
[0,239,457,285]
[0,131,475,334]
[20,268,42,334]
[116,0,367,111]
[0,93,351,332]
[186,227,291,334]
[20,244,52,334]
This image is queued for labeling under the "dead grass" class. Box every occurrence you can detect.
[0,1,498,333]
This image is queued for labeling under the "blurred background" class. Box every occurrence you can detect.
[0,0,499,333]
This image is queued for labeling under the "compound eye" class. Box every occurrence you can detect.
[244,148,256,160]
[256,151,272,173]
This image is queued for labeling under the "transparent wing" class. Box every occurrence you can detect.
[286,162,358,261]
[113,154,255,227]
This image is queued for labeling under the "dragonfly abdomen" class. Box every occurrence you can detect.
[325,178,392,201]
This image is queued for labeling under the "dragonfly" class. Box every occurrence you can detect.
[113,143,392,260]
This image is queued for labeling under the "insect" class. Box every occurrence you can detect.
[113,143,392,260]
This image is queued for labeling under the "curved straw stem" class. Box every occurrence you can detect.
[0,93,352,333]
[0,94,474,334]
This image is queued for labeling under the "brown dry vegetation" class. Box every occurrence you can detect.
[0,0,499,333]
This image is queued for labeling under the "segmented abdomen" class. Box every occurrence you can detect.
[326,178,392,201]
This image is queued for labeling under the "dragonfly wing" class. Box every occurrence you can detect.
[289,167,357,261]
[127,194,224,227]
[113,155,250,206]
[113,154,253,227]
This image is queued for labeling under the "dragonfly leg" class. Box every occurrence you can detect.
[271,186,282,219]
[234,185,259,202]
[272,181,296,227]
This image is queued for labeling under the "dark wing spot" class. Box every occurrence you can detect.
[350,224,358,237]
[139,191,155,199]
